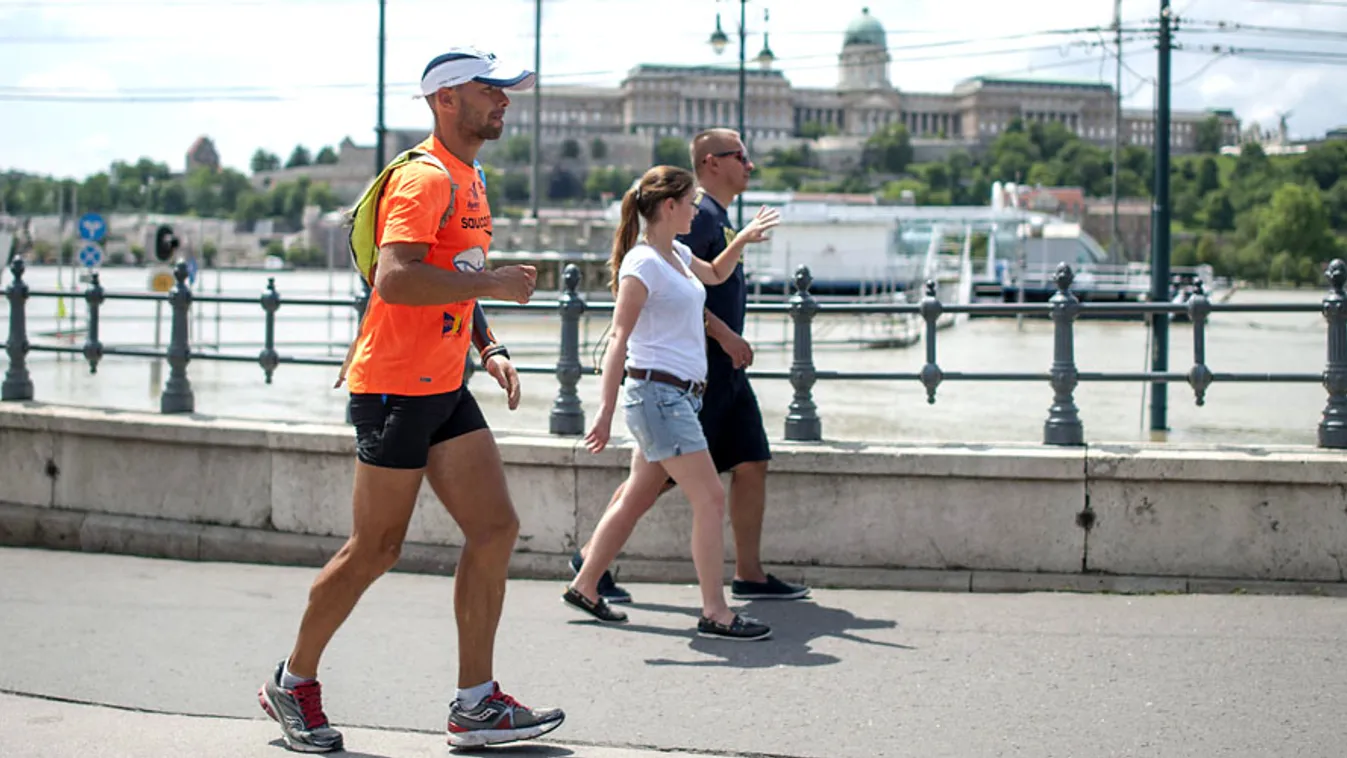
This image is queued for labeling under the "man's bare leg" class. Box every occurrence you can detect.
[728,460,769,583]
[287,463,424,678]
[424,428,519,689]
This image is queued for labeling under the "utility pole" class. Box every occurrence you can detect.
[375,0,387,174]
[1111,0,1122,260]
[1149,0,1173,434]
[532,0,542,250]
[736,0,746,229]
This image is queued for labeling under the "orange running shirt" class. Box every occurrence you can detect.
[345,136,492,396]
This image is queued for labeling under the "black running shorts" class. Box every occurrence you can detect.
[698,363,772,474]
[348,388,488,470]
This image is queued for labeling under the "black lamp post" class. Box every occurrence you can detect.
[709,1,773,228]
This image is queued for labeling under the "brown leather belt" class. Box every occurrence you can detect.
[626,367,706,397]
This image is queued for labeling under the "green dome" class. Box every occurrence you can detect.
[844,7,886,48]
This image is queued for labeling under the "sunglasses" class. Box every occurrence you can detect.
[710,149,751,166]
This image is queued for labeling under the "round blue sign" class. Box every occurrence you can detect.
[77,242,103,268]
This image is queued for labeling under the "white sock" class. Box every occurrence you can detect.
[281,661,312,689]
[455,680,496,709]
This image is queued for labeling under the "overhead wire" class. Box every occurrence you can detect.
[1,26,1152,103]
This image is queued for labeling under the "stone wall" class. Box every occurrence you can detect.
[3,403,1346,592]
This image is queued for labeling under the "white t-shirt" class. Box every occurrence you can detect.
[618,241,708,384]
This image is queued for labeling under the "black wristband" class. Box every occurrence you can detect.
[481,344,510,363]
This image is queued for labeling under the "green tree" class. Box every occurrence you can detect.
[584,166,638,200]
[653,137,692,169]
[285,146,312,169]
[589,137,608,161]
[861,124,913,174]
[503,134,531,163]
[234,192,271,227]
[988,131,1040,183]
[1028,121,1075,162]
[480,164,504,212]
[547,167,583,201]
[185,167,219,216]
[799,120,828,139]
[561,138,581,160]
[1325,177,1347,231]
[1195,116,1223,154]
[314,146,339,165]
[250,149,280,173]
[1203,190,1236,231]
[1196,157,1221,195]
[1254,183,1341,272]
[1295,140,1347,191]
[305,181,339,213]
[766,143,814,168]
[1195,233,1221,266]
[1232,142,1270,181]
[501,172,530,203]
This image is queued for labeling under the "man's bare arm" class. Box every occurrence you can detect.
[374,243,535,305]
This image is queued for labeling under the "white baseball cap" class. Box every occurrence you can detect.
[420,47,535,96]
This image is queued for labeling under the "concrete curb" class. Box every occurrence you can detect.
[4,502,1346,598]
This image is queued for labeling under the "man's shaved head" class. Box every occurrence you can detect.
[690,128,742,174]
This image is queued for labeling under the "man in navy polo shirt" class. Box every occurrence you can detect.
[569,128,809,603]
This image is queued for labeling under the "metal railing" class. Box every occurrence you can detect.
[4,256,1347,448]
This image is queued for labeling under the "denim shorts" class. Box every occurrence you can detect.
[622,378,707,462]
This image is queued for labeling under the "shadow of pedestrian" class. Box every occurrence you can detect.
[272,738,576,757]
[620,599,913,669]
[450,745,575,757]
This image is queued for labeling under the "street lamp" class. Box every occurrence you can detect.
[708,0,769,228]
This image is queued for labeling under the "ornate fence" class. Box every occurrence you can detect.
[4,256,1346,448]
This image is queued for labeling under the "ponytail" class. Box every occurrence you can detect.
[608,187,642,295]
[606,165,696,295]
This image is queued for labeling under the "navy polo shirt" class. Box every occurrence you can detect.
[676,190,746,342]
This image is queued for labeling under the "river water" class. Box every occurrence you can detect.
[1,264,1332,447]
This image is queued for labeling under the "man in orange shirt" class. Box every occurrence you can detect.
[257,48,564,753]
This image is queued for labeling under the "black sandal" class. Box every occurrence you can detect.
[562,586,628,623]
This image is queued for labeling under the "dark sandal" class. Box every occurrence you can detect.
[562,586,628,623]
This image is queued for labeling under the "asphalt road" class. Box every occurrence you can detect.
[2,547,1346,757]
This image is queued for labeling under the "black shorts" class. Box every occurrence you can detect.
[697,363,772,474]
[348,388,488,470]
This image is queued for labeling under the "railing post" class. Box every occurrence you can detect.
[2,257,33,401]
[919,279,944,404]
[549,263,585,435]
[160,261,195,414]
[83,271,105,374]
[784,265,821,442]
[1186,279,1213,406]
[1318,259,1347,449]
[1043,263,1083,446]
[259,277,280,384]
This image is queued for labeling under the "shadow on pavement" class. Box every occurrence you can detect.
[608,599,914,669]
[270,739,576,758]
[450,745,575,757]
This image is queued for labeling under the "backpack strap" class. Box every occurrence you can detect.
[335,150,460,389]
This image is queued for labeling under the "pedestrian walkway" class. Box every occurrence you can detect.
[0,693,709,758]
[2,547,1346,757]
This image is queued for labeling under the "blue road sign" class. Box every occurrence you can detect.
[77,242,103,269]
[186,256,198,284]
[78,213,106,242]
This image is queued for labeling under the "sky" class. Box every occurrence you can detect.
[1,0,1345,180]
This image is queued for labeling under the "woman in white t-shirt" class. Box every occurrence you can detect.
[563,165,780,641]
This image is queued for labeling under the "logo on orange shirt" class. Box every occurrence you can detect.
[467,181,482,213]
[454,246,486,273]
